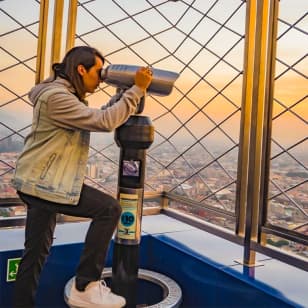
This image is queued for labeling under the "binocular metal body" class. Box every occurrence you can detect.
[101,64,179,96]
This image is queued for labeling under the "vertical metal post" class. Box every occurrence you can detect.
[243,0,274,266]
[36,0,77,81]
[50,0,64,71]
[35,0,49,84]
[66,0,78,52]
[258,0,279,245]
[236,0,279,266]
[235,0,257,238]
[161,192,169,210]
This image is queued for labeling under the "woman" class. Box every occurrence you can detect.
[12,46,152,308]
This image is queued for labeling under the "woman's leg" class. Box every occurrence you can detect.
[13,194,57,308]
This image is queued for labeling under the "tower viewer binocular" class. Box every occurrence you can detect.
[101,64,179,96]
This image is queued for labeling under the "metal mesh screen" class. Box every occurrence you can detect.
[267,1,307,237]
[0,1,307,242]
[75,0,246,224]
[0,0,39,199]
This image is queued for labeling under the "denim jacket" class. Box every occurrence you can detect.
[13,77,144,205]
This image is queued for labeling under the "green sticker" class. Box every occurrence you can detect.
[7,258,21,282]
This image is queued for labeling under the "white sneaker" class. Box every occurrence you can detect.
[67,279,126,308]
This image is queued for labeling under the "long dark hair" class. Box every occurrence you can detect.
[52,46,105,99]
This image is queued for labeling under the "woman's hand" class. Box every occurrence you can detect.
[134,66,153,92]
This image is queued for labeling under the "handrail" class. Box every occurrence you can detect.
[163,192,236,219]
[0,192,306,271]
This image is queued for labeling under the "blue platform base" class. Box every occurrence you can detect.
[1,215,307,307]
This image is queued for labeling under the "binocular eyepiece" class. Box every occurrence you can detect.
[101,64,179,96]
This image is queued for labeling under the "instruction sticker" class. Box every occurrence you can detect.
[117,193,138,240]
[7,258,21,282]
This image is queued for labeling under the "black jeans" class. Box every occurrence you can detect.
[13,184,121,308]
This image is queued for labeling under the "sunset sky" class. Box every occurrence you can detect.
[0,0,307,152]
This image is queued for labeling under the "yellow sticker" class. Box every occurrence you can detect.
[117,194,138,240]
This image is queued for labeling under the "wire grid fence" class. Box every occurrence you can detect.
[268,1,307,237]
[0,1,307,239]
[74,0,245,223]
